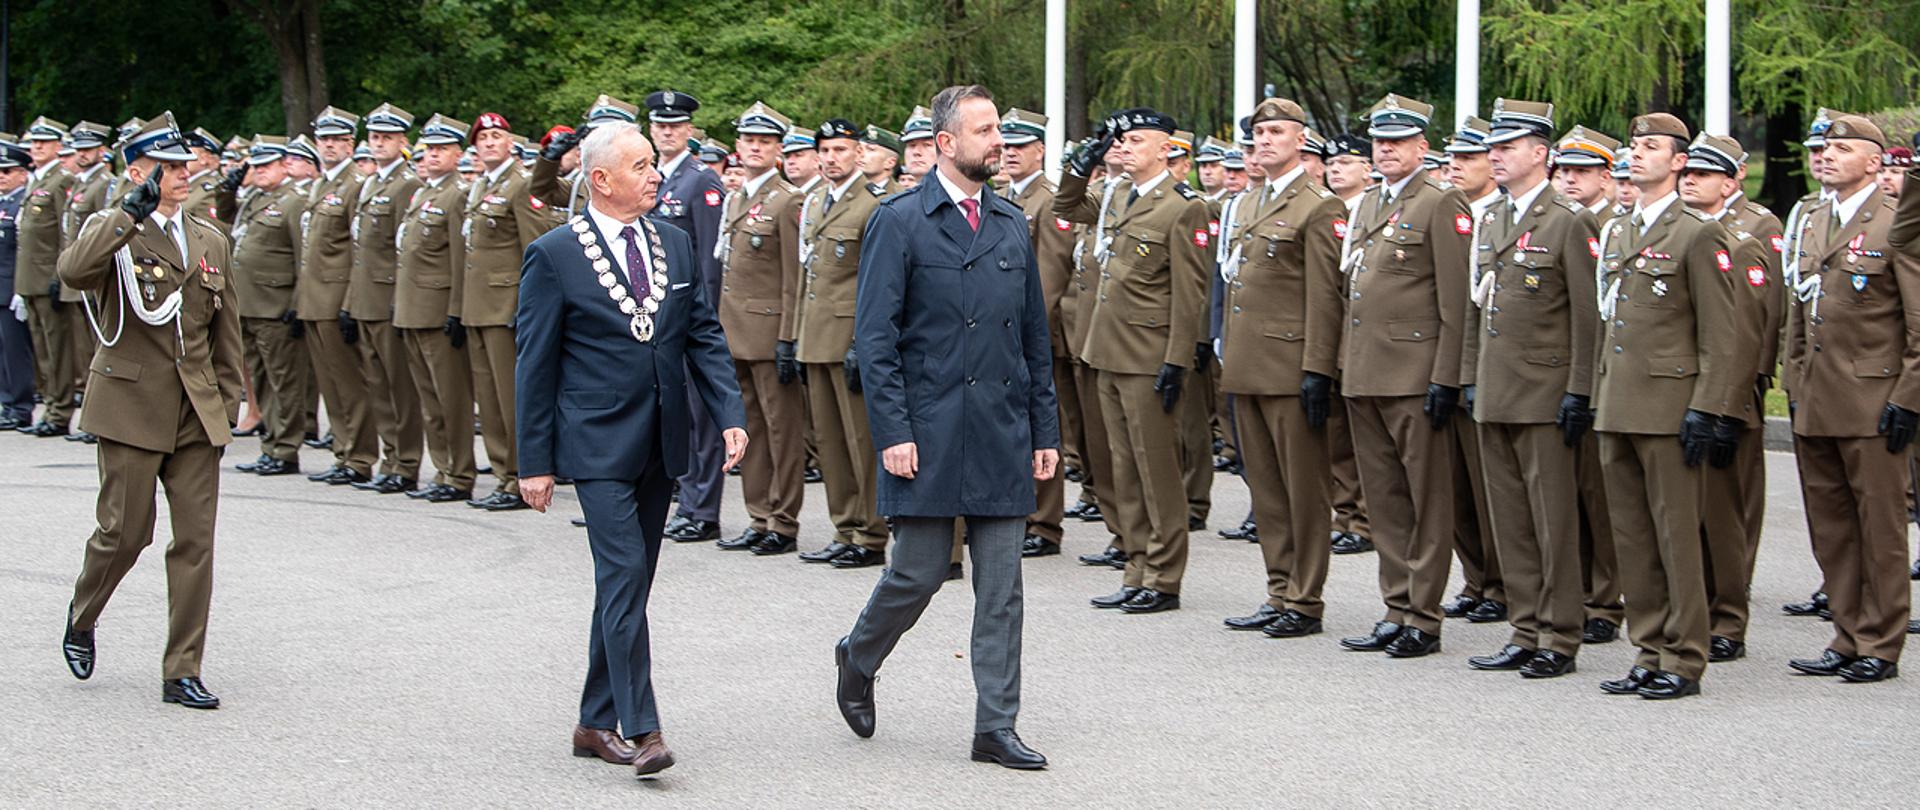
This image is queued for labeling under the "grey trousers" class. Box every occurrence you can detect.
[845,514,1024,733]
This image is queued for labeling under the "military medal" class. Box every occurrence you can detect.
[1651,279,1668,297]
[1635,257,1647,269]
[749,234,764,250]
[1136,243,1150,257]
[1523,271,1540,290]
[1852,273,1869,291]
[835,243,846,259]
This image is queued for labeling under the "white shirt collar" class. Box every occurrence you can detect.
[1586,198,1611,215]
[829,173,861,203]
[586,202,641,274]
[1265,165,1305,201]
[1631,190,1679,235]
[1131,170,1171,198]
[796,175,822,194]
[1506,180,1549,224]
[1383,171,1418,201]
[1009,170,1042,197]
[76,163,106,183]
[376,158,406,180]
[1343,194,1364,217]
[743,168,781,198]
[1833,184,1876,227]
[425,172,448,188]
[324,158,353,182]
[658,149,691,182]
[32,161,57,181]
[934,165,982,210]
[1,186,25,204]
[484,158,514,185]
[148,208,188,264]
[1467,189,1501,218]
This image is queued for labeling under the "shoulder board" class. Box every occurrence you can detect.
[1555,198,1583,213]
[1308,185,1333,198]
[867,183,885,197]
[1678,207,1710,221]
[1420,174,1447,189]
[1173,182,1199,200]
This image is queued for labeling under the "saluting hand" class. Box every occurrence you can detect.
[121,164,163,221]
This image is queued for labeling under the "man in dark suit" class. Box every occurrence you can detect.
[833,85,1059,771]
[0,137,34,429]
[515,122,747,779]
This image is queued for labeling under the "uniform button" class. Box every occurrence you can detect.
[1351,293,1360,300]
[1615,320,1625,328]
[964,263,973,271]
[807,292,815,299]
[967,377,977,385]
[1487,329,1497,337]
[1813,315,1824,325]
[1813,345,1822,352]
[1232,306,1241,313]
[1411,331,1422,338]
[1352,318,1361,326]
[966,318,976,328]
[1099,294,1107,301]
[1003,377,1011,385]
[1004,318,1013,328]
[1613,346,1623,353]
[1489,306,1499,313]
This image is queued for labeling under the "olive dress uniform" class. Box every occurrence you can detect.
[300,157,378,479]
[229,174,311,465]
[18,143,77,431]
[183,169,227,226]
[63,161,113,385]
[397,167,477,497]
[718,167,807,541]
[349,154,426,486]
[463,146,558,502]
[1059,175,1130,544]
[1002,163,1075,550]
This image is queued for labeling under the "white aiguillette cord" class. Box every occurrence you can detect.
[84,221,186,356]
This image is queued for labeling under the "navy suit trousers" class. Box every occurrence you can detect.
[576,456,673,738]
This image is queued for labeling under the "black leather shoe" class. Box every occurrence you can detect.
[1064,499,1097,520]
[1838,657,1899,683]
[1330,533,1374,554]
[478,492,529,511]
[1021,536,1061,557]
[1789,649,1855,676]
[424,486,472,503]
[1261,609,1323,638]
[1464,600,1508,623]
[800,541,855,562]
[351,473,395,491]
[1582,618,1618,644]
[1637,671,1700,700]
[1912,559,1920,581]
[63,604,94,680]
[26,420,68,437]
[750,532,798,555]
[67,431,97,444]
[405,483,441,500]
[1442,594,1481,618]
[1340,621,1404,652]
[834,637,875,738]
[1219,518,1257,541]
[1223,604,1281,631]
[1091,586,1142,609]
[1599,665,1655,694]
[1384,627,1441,658]
[235,453,271,473]
[1467,644,1536,671]
[254,457,300,476]
[368,475,416,494]
[305,465,344,482]
[325,468,372,486]
[1119,589,1179,614]
[1910,619,1919,635]
[1078,545,1127,568]
[304,432,333,450]
[1709,636,1746,662]
[1187,516,1205,532]
[1074,502,1104,522]
[231,423,263,437]
[947,562,963,581]
[1782,591,1828,617]
[971,729,1046,770]
[162,677,221,709]
[665,517,720,543]
[0,414,18,430]
[804,464,823,484]
[831,546,885,569]
[717,528,766,551]
[1520,650,1577,679]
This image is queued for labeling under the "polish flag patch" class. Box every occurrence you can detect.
[1714,250,1730,272]
[1746,266,1767,287]
[1208,219,1220,236]
[1193,229,1210,248]
[1768,234,1784,253]
[705,189,722,207]
[1454,213,1472,234]
[1587,237,1601,258]
[1054,217,1071,231]
[529,195,546,210]
[1333,219,1349,240]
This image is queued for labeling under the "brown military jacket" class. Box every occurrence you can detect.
[1788,186,1920,437]
[718,170,802,361]
[182,169,228,229]
[1592,194,1743,435]
[794,176,883,363]
[297,162,363,319]
[395,174,470,330]
[62,165,113,302]
[461,161,555,327]
[1004,173,1075,359]
[1054,171,1210,375]
[1339,167,1473,396]
[1059,176,1130,360]
[57,208,244,452]
[229,181,307,320]
[348,161,423,321]
[1462,185,1599,423]
[1219,169,1346,396]
[16,163,73,298]
[1721,195,1786,382]
[530,156,590,217]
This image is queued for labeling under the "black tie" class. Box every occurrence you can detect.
[824,193,836,217]
[1126,189,1140,209]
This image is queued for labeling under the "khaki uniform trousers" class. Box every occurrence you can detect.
[240,317,310,462]
[468,325,519,495]
[1074,361,1119,535]
[1236,394,1330,617]
[1179,361,1215,525]
[403,327,476,491]
[1345,395,1455,634]
[1599,431,1709,681]
[1796,435,1912,663]
[1327,393,1369,539]
[1027,357,1078,544]
[357,319,423,480]
[1098,370,1188,595]
[305,320,376,476]
[807,362,886,550]
[736,359,806,537]
[1479,422,1584,655]
[1452,411,1502,604]
[27,296,74,426]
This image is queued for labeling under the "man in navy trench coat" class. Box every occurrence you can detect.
[833,85,1060,770]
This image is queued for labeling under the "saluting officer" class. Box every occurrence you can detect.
[1054,108,1211,614]
[1335,94,1472,659]
[1215,98,1347,638]
[1787,115,1913,683]
[58,114,244,710]
[395,115,478,504]
[347,103,425,493]
[532,94,639,216]
[62,121,118,442]
[182,128,228,226]
[1063,139,1130,564]
[15,116,76,436]
[1459,100,1598,678]
[1592,112,1743,700]
[226,136,311,477]
[642,91,731,543]
[463,112,557,511]
[714,102,808,553]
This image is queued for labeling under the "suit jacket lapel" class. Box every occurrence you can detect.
[138,218,187,272]
[963,201,1009,265]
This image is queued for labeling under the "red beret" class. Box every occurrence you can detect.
[540,125,575,149]
[723,153,742,170]
[470,112,510,141]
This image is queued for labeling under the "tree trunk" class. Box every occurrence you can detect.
[268,24,310,134]
[231,0,328,134]
[300,0,328,118]
[1761,100,1806,214]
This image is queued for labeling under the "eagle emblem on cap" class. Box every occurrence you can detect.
[1384,96,1400,110]
[1635,119,1649,134]
[664,91,677,106]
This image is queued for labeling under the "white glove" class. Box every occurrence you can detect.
[1212,337,1222,362]
[9,295,25,322]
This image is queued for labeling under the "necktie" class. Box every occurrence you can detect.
[619,225,649,298]
[1631,212,1646,236]
[959,198,980,232]
[1126,189,1140,209]
[824,193,836,218]
[161,218,183,265]
[1828,208,1843,242]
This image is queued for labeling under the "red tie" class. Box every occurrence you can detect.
[959,198,980,232]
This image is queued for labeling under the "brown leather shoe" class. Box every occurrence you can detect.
[631,731,676,777]
[570,725,637,765]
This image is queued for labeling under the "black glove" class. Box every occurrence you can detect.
[443,315,466,349]
[120,164,162,221]
[1194,341,1214,370]
[1300,371,1333,431]
[286,313,306,340]
[1679,408,1716,468]
[338,311,359,345]
[1152,363,1186,413]
[1754,372,1771,404]
[1879,403,1919,454]
[1709,414,1746,469]
[775,340,800,385]
[1067,129,1116,177]
[541,129,583,162]
[220,164,249,193]
[843,348,862,394]
[1555,393,1593,448]
[1423,383,1459,429]
[46,280,60,298]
